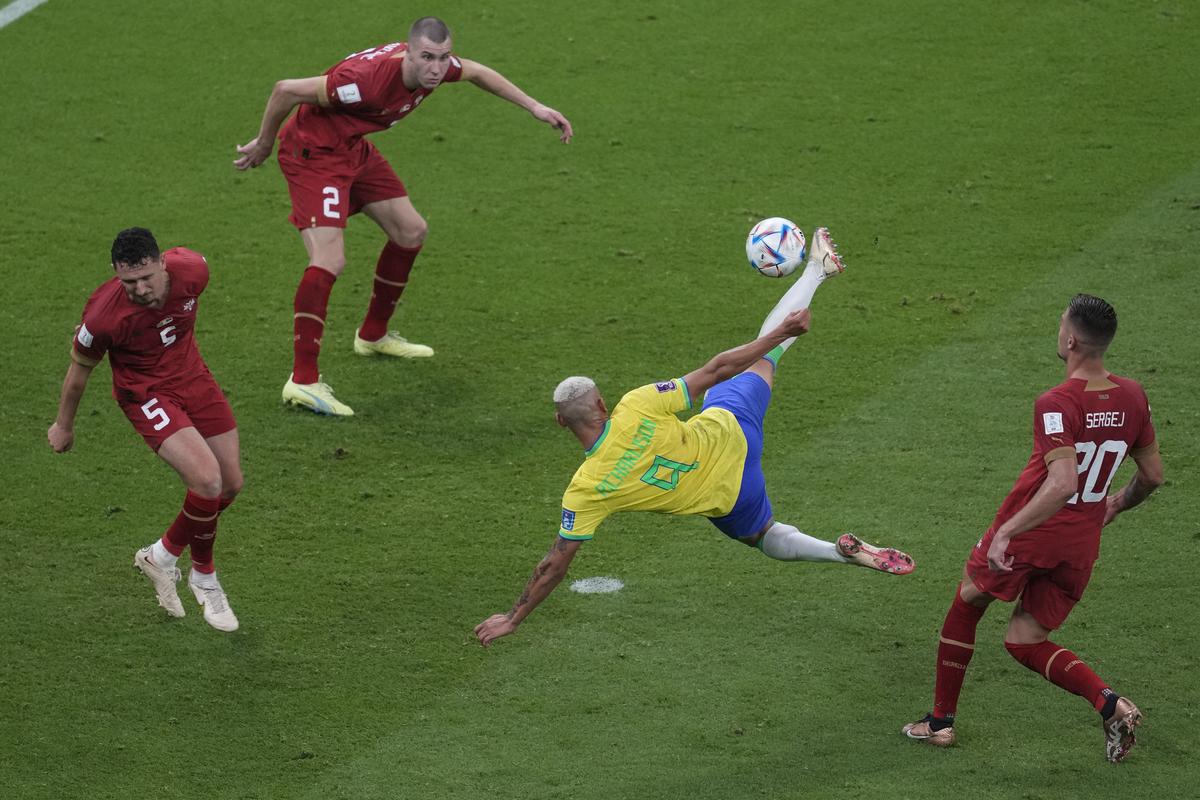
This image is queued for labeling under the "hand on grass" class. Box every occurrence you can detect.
[475,614,517,647]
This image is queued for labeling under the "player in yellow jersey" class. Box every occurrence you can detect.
[476,228,915,647]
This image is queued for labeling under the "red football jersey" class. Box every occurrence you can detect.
[990,375,1156,563]
[72,248,213,402]
[279,42,464,152]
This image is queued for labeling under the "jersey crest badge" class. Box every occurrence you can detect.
[336,83,362,104]
[655,380,677,393]
[183,298,195,312]
[561,508,576,531]
[76,324,93,348]
[1042,412,1064,434]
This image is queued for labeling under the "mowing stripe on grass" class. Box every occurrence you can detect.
[0,0,48,29]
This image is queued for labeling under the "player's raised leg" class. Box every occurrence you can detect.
[354,196,435,358]
[757,227,845,357]
[751,523,913,573]
[283,227,354,416]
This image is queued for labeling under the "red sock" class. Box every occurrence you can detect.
[189,495,236,574]
[358,242,419,342]
[293,266,336,384]
[162,491,220,563]
[1005,640,1111,710]
[933,588,987,719]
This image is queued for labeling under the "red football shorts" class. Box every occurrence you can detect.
[965,527,1096,631]
[119,374,237,451]
[278,139,408,230]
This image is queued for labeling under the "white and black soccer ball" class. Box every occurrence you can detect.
[746,217,806,277]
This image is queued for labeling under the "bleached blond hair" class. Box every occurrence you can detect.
[553,376,601,425]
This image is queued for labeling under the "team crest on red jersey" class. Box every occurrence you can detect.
[183,298,196,312]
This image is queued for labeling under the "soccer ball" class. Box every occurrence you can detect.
[746,217,806,277]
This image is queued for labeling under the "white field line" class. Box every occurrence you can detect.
[0,0,49,30]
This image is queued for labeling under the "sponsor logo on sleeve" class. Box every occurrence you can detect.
[336,83,362,104]
[561,508,576,531]
[655,380,677,394]
[1042,412,1064,435]
[76,324,93,348]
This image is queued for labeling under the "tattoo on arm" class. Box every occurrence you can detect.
[507,541,563,618]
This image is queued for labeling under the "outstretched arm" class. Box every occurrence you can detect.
[475,535,583,647]
[459,58,573,143]
[234,76,329,170]
[682,308,811,400]
[1103,450,1164,525]
[48,360,96,453]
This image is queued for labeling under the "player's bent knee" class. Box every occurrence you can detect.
[313,253,346,275]
[384,208,427,247]
[393,219,427,248]
[1004,640,1045,670]
[186,470,223,499]
[222,474,244,500]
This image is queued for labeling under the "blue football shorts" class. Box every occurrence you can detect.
[702,371,773,540]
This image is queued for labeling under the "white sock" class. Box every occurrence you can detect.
[150,539,178,568]
[758,522,846,563]
[757,260,826,352]
[190,569,220,589]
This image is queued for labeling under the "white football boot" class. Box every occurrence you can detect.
[133,546,184,618]
[808,227,846,278]
[282,374,354,416]
[353,329,434,358]
[188,572,239,632]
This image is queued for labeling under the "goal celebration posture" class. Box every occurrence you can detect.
[48,228,242,632]
[476,229,915,648]
[902,294,1164,763]
[235,16,574,417]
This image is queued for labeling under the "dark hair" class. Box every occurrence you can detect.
[1066,293,1117,350]
[409,16,451,44]
[111,227,160,268]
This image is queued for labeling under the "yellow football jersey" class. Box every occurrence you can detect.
[558,378,748,540]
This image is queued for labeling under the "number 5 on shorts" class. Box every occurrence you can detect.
[322,187,341,219]
[141,398,171,431]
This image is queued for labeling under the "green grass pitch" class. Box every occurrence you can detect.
[1,1,1198,798]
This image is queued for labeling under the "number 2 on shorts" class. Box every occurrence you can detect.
[322,187,341,219]
[140,398,171,431]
